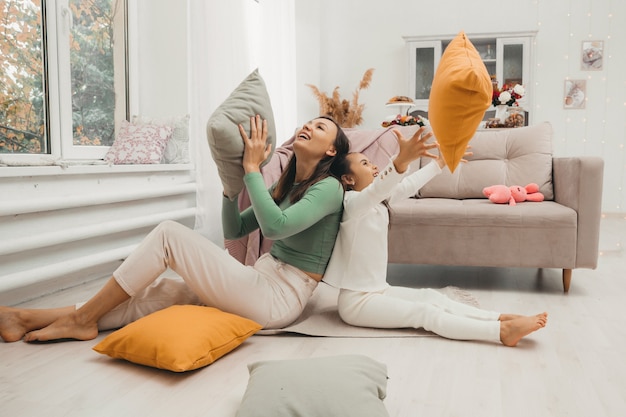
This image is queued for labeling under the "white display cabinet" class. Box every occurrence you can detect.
[403,32,536,113]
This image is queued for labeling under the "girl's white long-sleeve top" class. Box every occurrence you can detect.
[323,160,442,292]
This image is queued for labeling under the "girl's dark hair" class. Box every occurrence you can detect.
[272,116,350,204]
[329,152,353,191]
[331,151,393,226]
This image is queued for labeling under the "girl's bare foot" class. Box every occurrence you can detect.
[499,314,523,321]
[23,312,98,342]
[499,312,548,322]
[0,307,29,342]
[500,312,547,347]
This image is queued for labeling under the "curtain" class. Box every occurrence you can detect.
[187,0,296,244]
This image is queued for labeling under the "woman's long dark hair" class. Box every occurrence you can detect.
[272,116,350,204]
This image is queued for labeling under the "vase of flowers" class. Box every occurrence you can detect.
[492,83,525,124]
[494,104,508,123]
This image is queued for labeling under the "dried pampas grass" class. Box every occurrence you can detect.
[307,68,374,128]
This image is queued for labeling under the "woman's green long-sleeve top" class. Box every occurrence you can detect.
[222,172,344,275]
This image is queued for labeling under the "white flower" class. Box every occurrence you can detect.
[513,84,525,96]
[498,91,512,104]
[418,115,430,126]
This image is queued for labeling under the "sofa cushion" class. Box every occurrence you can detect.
[418,122,554,200]
[388,198,577,268]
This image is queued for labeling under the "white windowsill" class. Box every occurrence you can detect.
[0,162,194,178]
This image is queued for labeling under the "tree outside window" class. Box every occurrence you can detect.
[0,0,46,154]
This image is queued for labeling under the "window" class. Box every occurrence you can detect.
[0,0,128,161]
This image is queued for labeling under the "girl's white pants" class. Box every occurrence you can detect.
[338,286,501,343]
[78,220,318,330]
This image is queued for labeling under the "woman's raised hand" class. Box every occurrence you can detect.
[239,115,272,174]
[391,126,438,173]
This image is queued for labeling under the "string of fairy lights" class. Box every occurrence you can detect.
[535,0,623,214]
[591,0,621,214]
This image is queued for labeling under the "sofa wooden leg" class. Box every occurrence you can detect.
[562,269,572,293]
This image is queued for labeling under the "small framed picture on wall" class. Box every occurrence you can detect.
[581,41,603,70]
[563,79,586,109]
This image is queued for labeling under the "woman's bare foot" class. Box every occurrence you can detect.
[23,312,99,343]
[1,305,78,343]
[0,307,30,342]
[500,312,548,347]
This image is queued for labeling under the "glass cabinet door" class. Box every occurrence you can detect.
[461,38,497,79]
[502,44,523,85]
[414,47,434,99]
[407,40,441,109]
[496,37,531,109]
[496,37,530,86]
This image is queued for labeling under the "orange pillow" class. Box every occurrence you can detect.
[428,31,492,172]
[93,305,262,372]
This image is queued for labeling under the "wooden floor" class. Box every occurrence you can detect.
[2,215,625,417]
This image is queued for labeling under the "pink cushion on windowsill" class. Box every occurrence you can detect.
[104,120,172,164]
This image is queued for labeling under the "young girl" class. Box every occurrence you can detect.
[325,126,547,347]
[0,115,349,343]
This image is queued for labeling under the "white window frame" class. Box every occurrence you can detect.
[1,0,135,165]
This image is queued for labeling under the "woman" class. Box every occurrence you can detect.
[0,115,349,343]
[324,126,547,347]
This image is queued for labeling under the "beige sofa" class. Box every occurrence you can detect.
[226,122,603,292]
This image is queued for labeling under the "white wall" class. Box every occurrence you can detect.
[133,0,188,118]
[295,0,626,213]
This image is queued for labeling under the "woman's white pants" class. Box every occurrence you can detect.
[78,221,318,330]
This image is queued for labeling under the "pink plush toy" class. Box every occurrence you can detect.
[482,183,545,206]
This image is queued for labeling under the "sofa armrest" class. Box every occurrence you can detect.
[552,156,604,268]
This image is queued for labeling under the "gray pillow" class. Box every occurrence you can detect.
[236,355,389,417]
[207,69,276,199]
